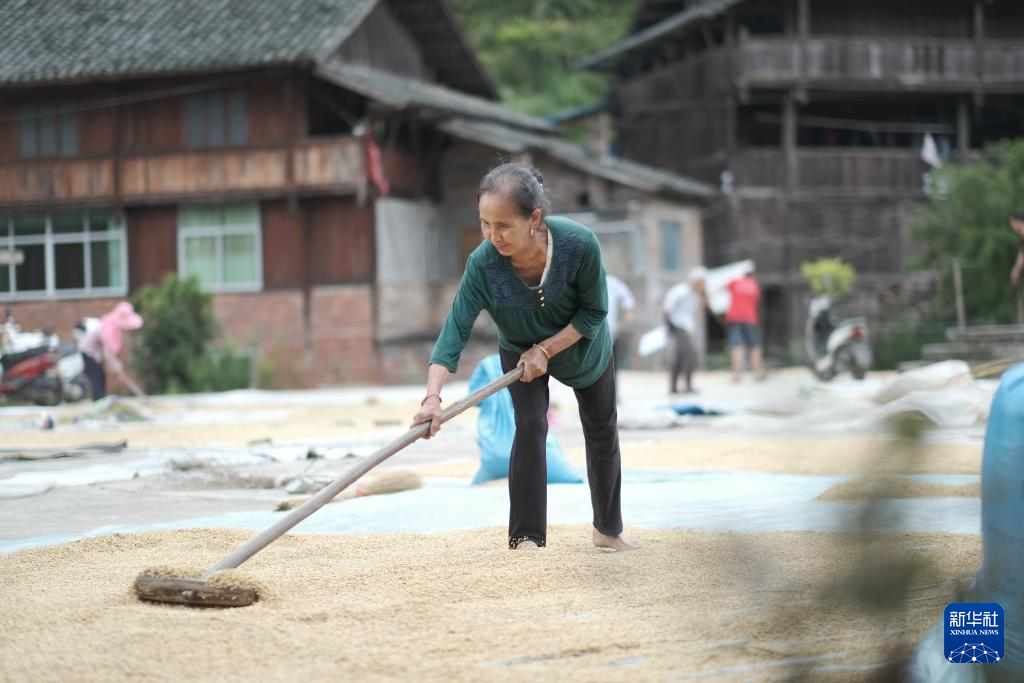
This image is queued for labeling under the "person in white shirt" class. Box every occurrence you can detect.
[662,267,707,394]
[606,274,636,384]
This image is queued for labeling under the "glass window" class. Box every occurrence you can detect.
[37,105,58,157]
[60,110,77,155]
[1,210,127,300]
[228,91,248,145]
[206,92,225,146]
[52,212,84,234]
[183,236,218,284]
[14,214,45,237]
[15,244,46,292]
[224,234,257,283]
[18,104,78,158]
[186,94,205,147]
[19,106,37,157]
[55,242,85,290]
[88,211,118,233]
[660,219,683,272]
[178,203,261,291]
[185,90,246,147]
[90,240,123,289]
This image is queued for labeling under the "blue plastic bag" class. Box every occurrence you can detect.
[468,354,582,485]
[906,364,1024,682]
[975,363,1024,678]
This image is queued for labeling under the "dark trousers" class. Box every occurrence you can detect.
[82,354,106,400]
[668,324,697,393]
[499,347,624,548]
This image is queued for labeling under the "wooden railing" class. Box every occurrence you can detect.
[739,36,1024,89]
[0,157,114,204]
[0,136,363,206]
[732,148,927,195]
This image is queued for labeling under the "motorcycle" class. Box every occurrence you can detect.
[805,294,873,381]
[3,310,89,402]
[0,345,63,406]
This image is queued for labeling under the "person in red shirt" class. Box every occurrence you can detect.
[725,273,766,383]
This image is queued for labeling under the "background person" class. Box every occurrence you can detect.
[662,267,706,394]
[409,162,636,552]
[725,271,765,383]
[77,301,147,400]
[1010,211,1024,287]
[606,273,635,387]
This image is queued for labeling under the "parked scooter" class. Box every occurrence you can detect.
[0,345,63,406]
[805,294,873,380]
[2,309,89,402]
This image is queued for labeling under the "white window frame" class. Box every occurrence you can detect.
[177,204,263,293]
[1,212,128,301]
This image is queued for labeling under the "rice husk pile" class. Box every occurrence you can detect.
[0,525,980,682]
[816,476,981,501]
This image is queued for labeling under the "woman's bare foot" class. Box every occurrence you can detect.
[592,527,639,551]
[511,540,540,550]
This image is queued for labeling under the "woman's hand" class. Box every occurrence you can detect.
[410,395,443,439]
[517,346,549,382]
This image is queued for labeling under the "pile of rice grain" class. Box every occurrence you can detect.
[0,525,980,682]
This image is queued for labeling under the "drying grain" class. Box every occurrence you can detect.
[816,477,981,501]
[0,525,980,682]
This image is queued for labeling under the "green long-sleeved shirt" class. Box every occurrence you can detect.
[429,215,611,388]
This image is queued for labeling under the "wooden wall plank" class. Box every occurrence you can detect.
[307,196,374,285]
[126,205,178,291]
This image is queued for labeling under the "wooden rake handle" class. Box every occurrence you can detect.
[202,366,525,578]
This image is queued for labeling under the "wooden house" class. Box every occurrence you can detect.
[580,0,1024,352]
[0,0,714,386]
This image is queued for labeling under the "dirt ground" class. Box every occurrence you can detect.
[0,525,980,683]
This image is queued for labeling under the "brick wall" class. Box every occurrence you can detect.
[4,285,494,389]
[3,298,124,339]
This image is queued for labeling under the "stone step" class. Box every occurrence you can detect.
[922,341,1024,363]
[946,324,1024,343]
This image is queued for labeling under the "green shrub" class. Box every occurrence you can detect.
[132,275,215,393]
[801,258,857,299]
[872,322,947,371]
[131,274,256,394]
[188,347,254,393]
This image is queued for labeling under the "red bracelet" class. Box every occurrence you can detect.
[421,393,441,406]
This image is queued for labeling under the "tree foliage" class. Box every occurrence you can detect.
[801,258,857,298]
[131,274,253,394]
[908,139,1024,325]
[449,0,640,117]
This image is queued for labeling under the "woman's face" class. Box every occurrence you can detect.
[479,192,540,258]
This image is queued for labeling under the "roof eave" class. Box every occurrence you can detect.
[576,0,744,71]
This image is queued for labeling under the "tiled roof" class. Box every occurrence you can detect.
[316,63,554,133]
[577,0,743,70]
[440,118,717,201]
[0,0,378,85]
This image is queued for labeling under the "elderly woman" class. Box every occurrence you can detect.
[410,163,636,551]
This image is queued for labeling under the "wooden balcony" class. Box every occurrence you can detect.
[738,36,1024,92]
[732,148,927,197]
[0,136,364,207]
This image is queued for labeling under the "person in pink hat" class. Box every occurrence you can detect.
[77,301,146,400]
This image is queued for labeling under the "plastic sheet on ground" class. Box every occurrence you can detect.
[725,362,998,433]
[72,395,150,424]
[0,469,982,555]
[0,444,372,495]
